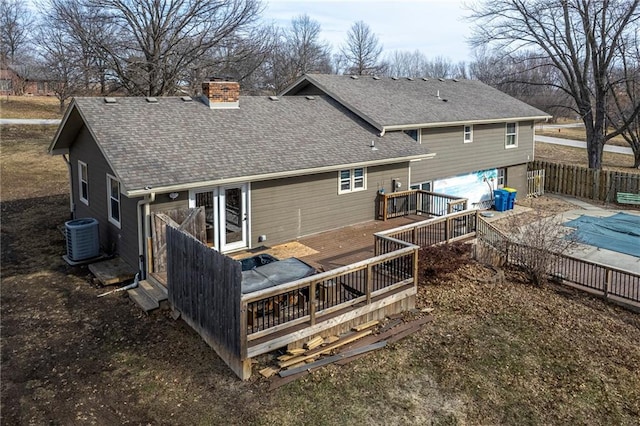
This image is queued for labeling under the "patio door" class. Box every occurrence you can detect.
[190,183,249,252]
[220,184,248,252]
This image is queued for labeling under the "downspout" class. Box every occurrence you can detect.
[62,155,74,218]
[137,193,155,279]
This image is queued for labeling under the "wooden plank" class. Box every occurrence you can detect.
[279,329,373,368]
[88,257,136,286]
[352,320,379,332]
[259,367,278,378]
[304,336,324,350]
[279,341,388,377]
[378,318,403,334]
[247,287,416,358]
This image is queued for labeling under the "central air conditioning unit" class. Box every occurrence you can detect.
[65,218,99,261]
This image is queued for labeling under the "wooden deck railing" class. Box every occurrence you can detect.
[475,218,640,309]
[241,245,418,339]
[379,190,468,221]
[375,209,479,250]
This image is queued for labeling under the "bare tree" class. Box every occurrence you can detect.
[340,21,383,75]
[266,14,332,93]
[79,0,262,96]
[469,0,640,170]
[36,20,83,111]
[0,0,33,65]
[608,34,640,168]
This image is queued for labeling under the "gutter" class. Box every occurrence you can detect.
[137,193,155,279]
[125,153,436,197]
[381,115,552,132]
[62,155,74,217]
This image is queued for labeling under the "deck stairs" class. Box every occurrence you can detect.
[127,277,168,312]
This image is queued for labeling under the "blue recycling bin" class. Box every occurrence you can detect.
[503,187,517,210]
[493,189,508,212]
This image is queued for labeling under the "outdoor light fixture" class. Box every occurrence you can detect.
[169,192,179,199]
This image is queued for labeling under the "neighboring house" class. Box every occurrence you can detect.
[0,64,57,96]
[281,74,550,206]
[49,75,549,279]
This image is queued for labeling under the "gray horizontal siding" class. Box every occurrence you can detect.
[69,126,140,271]
[410,121,534,184]
[250,163,408,246]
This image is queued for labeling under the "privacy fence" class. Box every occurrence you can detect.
[530,160,640,203]
[476,218,640,310]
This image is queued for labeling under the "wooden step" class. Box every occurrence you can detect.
[139,279,168,302]
[127,287,159,312]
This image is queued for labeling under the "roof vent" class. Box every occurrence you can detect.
[104,97,117,104]
[442,98,448,102]
[181,96,192,102]
[407,77,414,81]
[452,78,459,82]
[269,95,279,101]
[422,77,429,81]
[305,95,315,100]
[391,76,399,80]
[146,97,158,103]
[350,75,359,79]
[438,78,445,82]
[372,76,381,80]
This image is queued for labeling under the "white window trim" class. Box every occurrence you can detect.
[338,167,367,194]
[107,174,121,228]
[497,168,506,188]
[505,122,518,148]
[78,160,89,205]
[463,125,473,143]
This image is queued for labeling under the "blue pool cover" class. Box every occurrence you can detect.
[564,212,640,257]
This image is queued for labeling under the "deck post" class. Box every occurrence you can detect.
[240,300,248,359]
[366,264,373,304]
[604,268,611,300]
[413,248,419,290]
[382,195,388,221]
[309,280,317,325]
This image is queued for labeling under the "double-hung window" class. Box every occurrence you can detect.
[338,168,366,194]
[463,125,473,143]
[78,161,89,205]
[107,174,121,227]
[505,122,518,147]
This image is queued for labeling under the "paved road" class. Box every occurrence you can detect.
[535,134,633,155]
[0,118,61,125]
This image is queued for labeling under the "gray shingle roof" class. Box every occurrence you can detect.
[282,74,550,130]
[57,95,430,194]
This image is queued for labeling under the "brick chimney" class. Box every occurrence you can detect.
[202,78,240,109]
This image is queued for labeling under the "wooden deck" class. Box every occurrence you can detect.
[233,215,426,272]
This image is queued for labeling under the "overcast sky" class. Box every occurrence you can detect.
[262,0,474,63]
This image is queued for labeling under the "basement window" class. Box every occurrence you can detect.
[338,168,367,194]
[78,161,89,205]
[107,174,121,228]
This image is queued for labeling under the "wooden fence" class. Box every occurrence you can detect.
[527,169,545,197]
[530,160,640,202]
[166,226,245,375]
[379,190,468,220]
[475,218,640,309]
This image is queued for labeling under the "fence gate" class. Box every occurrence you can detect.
[151,207,207,278]
[527,169,545,197]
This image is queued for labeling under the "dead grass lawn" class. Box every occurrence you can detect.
[0,96,63,119]
[535,142,638,172]
[537,125,630,147]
